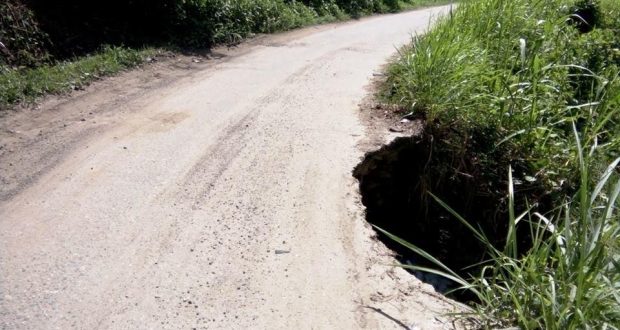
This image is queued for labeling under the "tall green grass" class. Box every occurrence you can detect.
[385,0,620,194]
[379,0,620,327]
[379,148,620,328]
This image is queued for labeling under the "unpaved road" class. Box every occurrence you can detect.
[0,6,461,329]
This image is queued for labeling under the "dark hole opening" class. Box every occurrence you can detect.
[569,1,600,33]
[353,134,546,302]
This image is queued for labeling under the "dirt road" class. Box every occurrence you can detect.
[0,6,461,329]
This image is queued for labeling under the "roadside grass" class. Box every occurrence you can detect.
[384,0,620,193]
[0,47,158,109]
[377,0,620,327]
[0,0,449,110]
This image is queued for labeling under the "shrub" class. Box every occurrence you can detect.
[2,0,447,108]
[0,0,51,67]
[15,0,415,58]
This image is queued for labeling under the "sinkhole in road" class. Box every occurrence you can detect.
[353,135,539,302]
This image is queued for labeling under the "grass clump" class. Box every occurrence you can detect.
[377,0,620,327]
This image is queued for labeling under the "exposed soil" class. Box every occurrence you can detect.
[0,6,468,330]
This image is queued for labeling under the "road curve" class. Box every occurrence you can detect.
[0,6,455,329]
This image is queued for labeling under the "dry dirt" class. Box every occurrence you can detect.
[0,6,467,329]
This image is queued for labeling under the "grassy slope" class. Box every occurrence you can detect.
[0,0,448,110]
[382,0,619,328]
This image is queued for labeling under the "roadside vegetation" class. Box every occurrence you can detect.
[0,0,448,109]
[0,47,157,107]
[380,0,620,328]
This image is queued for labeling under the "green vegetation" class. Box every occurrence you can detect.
[381,153,620,328]
[385,0,620,196]
[0,46,157,107]
[0,0,448,109]
[380,0,620,328]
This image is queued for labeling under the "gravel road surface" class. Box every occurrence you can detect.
[0,6,461,329]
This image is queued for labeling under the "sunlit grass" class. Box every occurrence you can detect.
[0,46,158,109]
[379,0,620,327]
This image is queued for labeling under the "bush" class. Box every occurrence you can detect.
[1,0,447,108]
[0,0,51,67]
[13,0,413,59]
